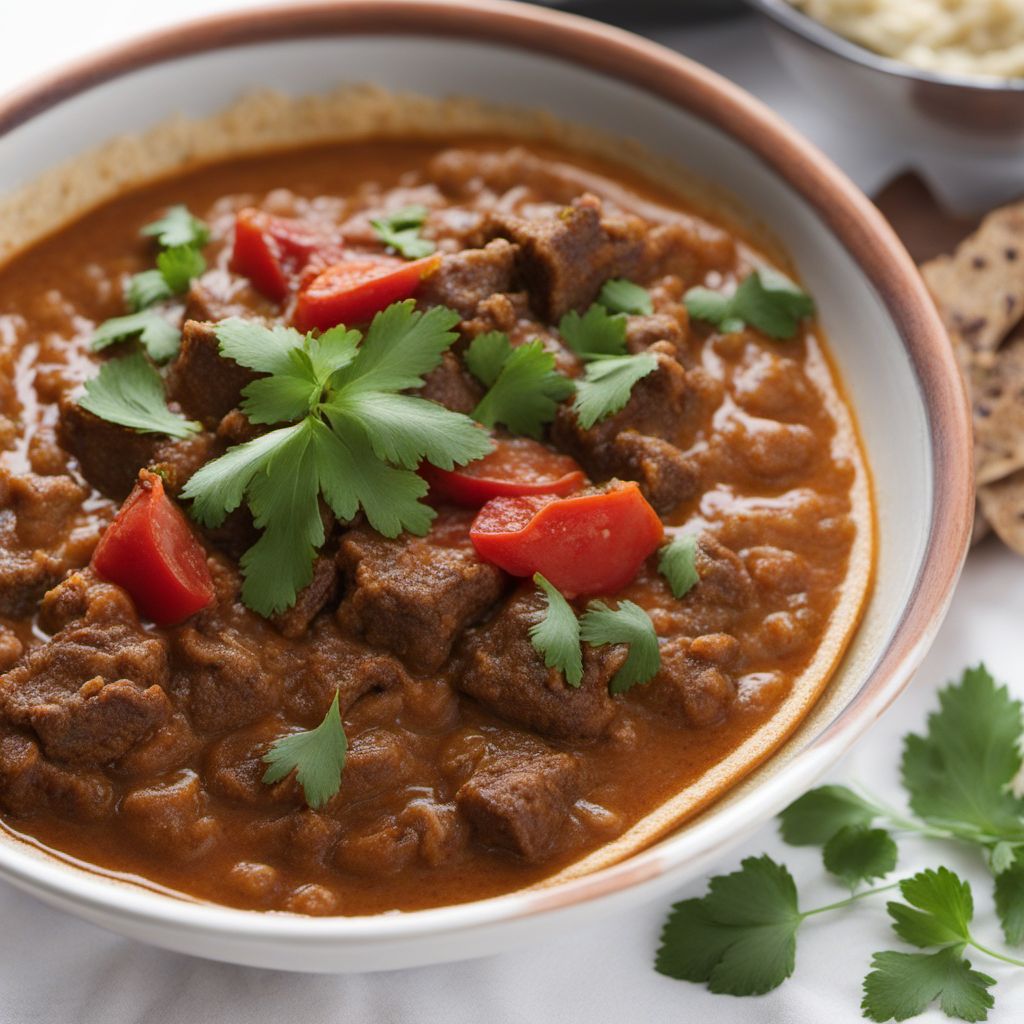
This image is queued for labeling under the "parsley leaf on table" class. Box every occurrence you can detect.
[140,204,211,249]
[994,855,1024,946]
[91,309,182,363]
[685,268,814,340]
[579,599,660,694]
[558,304,658,429]
[529,573,583,687]
[465,332,575,439]
[262,692,347,809]
[656,855,802,996]
[598,278,653,316]
[181,302,491,615]
[370,204,436,260]
[658,533,699,599]
[78,352,201,439]
[779,784,880,845]
[824,825,898,888]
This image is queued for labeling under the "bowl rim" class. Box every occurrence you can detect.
[0,0,973,945]
[744,0,1024,94]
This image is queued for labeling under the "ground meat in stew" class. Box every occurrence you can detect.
[0,139,861,914]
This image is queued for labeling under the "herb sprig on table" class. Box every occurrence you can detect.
[180,301,492,616]
[655,665,1024,1021]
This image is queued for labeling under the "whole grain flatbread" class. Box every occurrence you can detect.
[969,330,1024,486]
[978,468,1024,553]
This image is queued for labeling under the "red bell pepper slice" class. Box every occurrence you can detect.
[422,438,586,507]
[231,208,339,302]
[292,254,440,332]
[92,470,215,626]
[470,481,664,597]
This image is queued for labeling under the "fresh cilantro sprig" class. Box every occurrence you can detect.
[527,575,660,693]
[95,204,210,362]
[558,304,658,429]
[658,532,699,599]
[465,332,575,439]
[262,692,347,809]
[779,665,1024,941]
[180,301,492,616]
[656,665,1024,1021]
[78,352,200,438]
[370,204,436,260]
[685,267,814,340]
[597,278,653,316]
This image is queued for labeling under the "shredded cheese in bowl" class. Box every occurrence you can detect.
[790,0,1024,79]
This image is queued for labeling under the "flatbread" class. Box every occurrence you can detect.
[978,468,1024,554]
[969,330,1024,485]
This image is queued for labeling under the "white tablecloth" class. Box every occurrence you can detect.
[2,5,1022,1022]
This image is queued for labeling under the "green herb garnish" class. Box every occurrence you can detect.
[262,692,347,809]
[465,332,575,439]
[78,352,200,438]
[528,572,583,687]
[126,245,207,312]
[370,204,436,260]
[140,204,211,249]
[598,278,653,316]
[558,304,658,429]
[684,267,814,340]
[180,301,491,616]
[92,310,182,363]
[658,533,699,599]
[579,599,661,693]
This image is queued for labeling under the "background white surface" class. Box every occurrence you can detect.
[1,3,1022,1021]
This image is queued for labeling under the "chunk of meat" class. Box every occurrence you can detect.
[485,194,646,320]
[3,471,86,550]
[0,573,171,765]
[552,344,709,514]
[0,726,114,820]
[417,239,519,318]
[271,554,339,639]
[120,769,221,860]
[57,396,215,499]
[337,524,505,673]
[184,268,278,324]
[0,627,23,672]
[205,717,301,806]
[166,320,258,428]
[416,351,483,415]
[456,744,581,861]
[625,312,687,356]
[638,634,739,727]
[455,588,621,741]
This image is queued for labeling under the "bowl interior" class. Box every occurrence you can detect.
[0,15,957,970]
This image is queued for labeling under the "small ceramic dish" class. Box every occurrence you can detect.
[0,0,971,972]
[745,0,1024,212]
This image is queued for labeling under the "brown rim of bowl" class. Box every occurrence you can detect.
[0,0,972,920]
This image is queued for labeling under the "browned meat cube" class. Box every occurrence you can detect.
[271,554,340,639]
[455,588,620,741]
[337,525,505,673]
[486,194,646,321]
[416,350,484,415]
[456,745,581,861]
[166,320,257,428]
[417,239,519,318]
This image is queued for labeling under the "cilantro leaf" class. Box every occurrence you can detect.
[140,204,210,249]
[598,278,653,316]
[262,692,347,809]
[994,853,1024,945]
[685,268,814,340]
[127,245,206,312]
[559,304,629,360]
[778,784,880,845]
[126,269,172,311]
[655,855,801,996]
[464,331,513,388]
[78,353,200,439]
[572,353,658,430]
[658,533,699,599]
[901,664,1024,844]
[370,204,435,259]
[888,868,974,950]
[470,338,575,439]
[529,573,583,687]
[862,949,995,1023]
[183,302,479,614]
[823,825,897,888]
[579,599,660,694]
[91,309,181,363]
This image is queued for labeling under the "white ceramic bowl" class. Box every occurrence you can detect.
[0,0,972,973]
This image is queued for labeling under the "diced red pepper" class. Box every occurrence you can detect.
[292,254,441,332]
[422,438,586,507]
[230,208,340,302]
[470,481,664,597]
[91,470,215,626]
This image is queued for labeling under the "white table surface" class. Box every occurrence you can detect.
[2,4,1022,1022]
